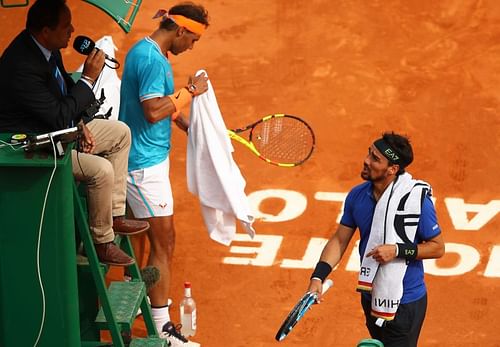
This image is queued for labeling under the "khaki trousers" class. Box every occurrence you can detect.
[71,119,131,244]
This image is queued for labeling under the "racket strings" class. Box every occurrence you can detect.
[251,117,314,164]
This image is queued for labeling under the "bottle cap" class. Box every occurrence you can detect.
[184,281,191,288]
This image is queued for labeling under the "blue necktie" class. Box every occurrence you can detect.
[50,53,73,126]
[49,53,67,96]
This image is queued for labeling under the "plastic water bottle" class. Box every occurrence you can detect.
[180,281,197,337]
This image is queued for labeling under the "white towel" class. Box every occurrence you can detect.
[357,172,431,321]
[186,70,255,246]
[76,35,121,120]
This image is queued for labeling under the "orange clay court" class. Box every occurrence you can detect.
[1,1,500,346]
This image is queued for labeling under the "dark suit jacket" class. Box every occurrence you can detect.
[0,30,95,134]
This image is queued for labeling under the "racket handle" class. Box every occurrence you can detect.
[321,279,334,294]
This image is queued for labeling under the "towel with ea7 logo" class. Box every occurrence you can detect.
[357,172,431,321]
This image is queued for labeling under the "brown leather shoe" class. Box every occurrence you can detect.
[113,216,149,236]
[95,242,135,266]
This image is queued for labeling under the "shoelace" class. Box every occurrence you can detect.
[162,322,188,343]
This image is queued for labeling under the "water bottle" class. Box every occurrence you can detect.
[180,281,197,337]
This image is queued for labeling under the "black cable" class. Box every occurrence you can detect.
[92,69,103,93]
[76,149,87,179]
[104,61,120,70]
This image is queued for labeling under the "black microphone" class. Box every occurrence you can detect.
[73,35,119,65]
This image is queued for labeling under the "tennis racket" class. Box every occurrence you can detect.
[228,114,315,167]
[275,279,333,342]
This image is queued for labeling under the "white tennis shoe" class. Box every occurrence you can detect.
[160,321,200,346]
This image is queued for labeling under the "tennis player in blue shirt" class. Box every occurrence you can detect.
[308,132,445,347]
[119,2,209,345]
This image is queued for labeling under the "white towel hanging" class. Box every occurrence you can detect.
[186,70,255,246]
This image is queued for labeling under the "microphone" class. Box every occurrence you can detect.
[73,35,119,65]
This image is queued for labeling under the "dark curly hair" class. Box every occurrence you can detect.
[382,131,413,175]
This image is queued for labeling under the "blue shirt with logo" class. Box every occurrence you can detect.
[119,37,175,171]
[340,180,441,304]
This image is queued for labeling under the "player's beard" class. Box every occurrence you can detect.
[361,164,371,181]
[361,164,387,182]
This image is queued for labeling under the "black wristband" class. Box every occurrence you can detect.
[396,243,418,261]
[310,261,332,282]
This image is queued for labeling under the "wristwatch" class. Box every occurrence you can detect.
[187,84,197,95]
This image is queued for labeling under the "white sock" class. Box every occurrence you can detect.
[151,299,172,333]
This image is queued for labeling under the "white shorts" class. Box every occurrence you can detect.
[126,158,173,218]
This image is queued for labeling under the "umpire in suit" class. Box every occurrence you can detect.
[0,0,149,266]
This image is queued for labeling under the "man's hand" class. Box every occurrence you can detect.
[187,72,208,96]
[82,49,105,82]
[366,244,398,265]
[174,113,190,134]
[79,123,96,153]
[306,278,324,303]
